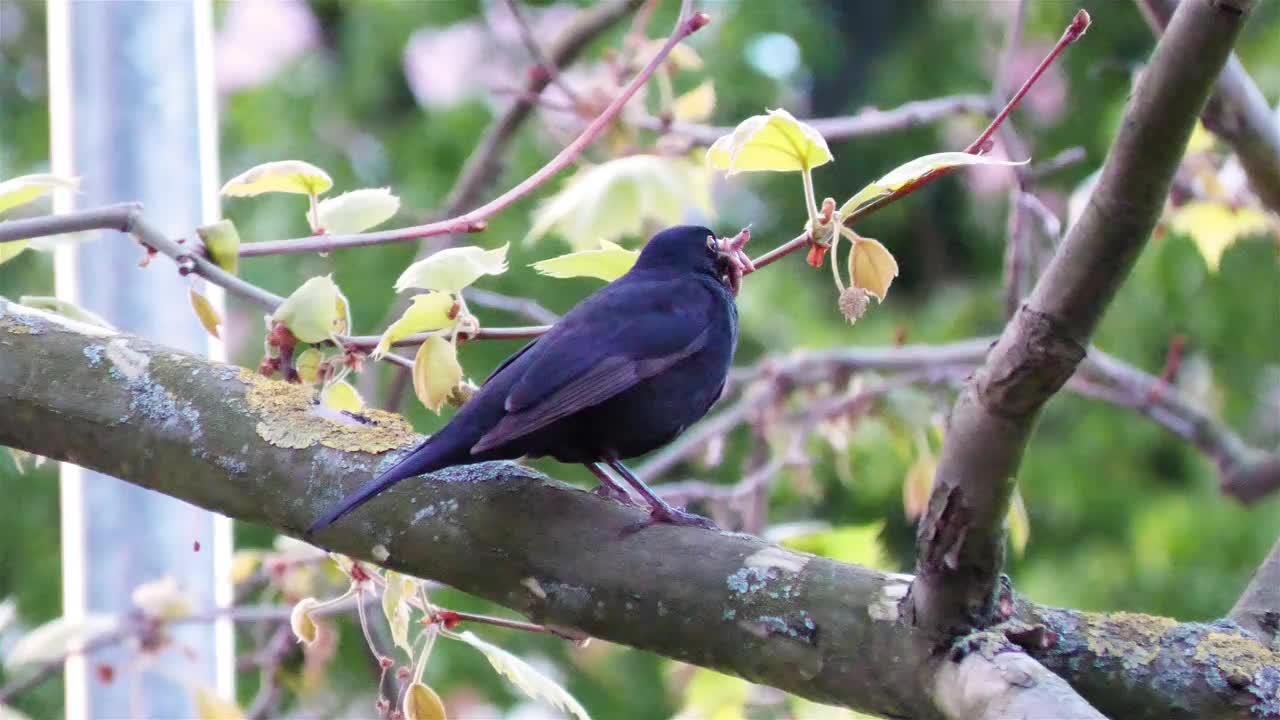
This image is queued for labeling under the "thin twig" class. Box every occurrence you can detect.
[237,8,710,258]
[502,0,581,107]
[646,95,998,146]
[464,288,560,325]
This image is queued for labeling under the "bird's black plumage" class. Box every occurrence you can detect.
[307,225,744,534]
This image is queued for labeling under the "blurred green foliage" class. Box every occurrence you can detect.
[2,1,1278,718]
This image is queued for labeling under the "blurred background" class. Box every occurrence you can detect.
[1,1,1278,718]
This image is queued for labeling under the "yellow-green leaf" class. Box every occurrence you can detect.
[381,571,417,656]
[192,686,246,720]
[531,240,639,282]
[229,550,262,585]
[0,174,79,215]
[220,160,332,197]
[1007,487,1030,557]
[705,108,832,174]
[1185,121,1215,154]
[839,152,1028,216]
[395,245,509,294]
[188,288,222,339]
[131,576,193,621]
[673,80,716,123]
[316,187,401,234]
[403,682,448,720]
[290,597,321,646]
[413,336,463,414]
[780,522,889,570]
[527,155,712,251]
[373,292,456,359]
[635,38,703,71]
[196,220,241,274]
[4,615,118,669]
[1167,200,1273,272]
[17,296,112,328]
[272,275,350,344]
[452,630,591,720]
[0,242,29,266]
[294,348,324,384]
[320,380,363,413]
[848,235,898,301]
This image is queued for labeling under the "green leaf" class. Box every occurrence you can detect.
[402,682,447,720]
[320,380,363,413]
[4,615,118,669]
[1166,200,1272,272]
[412,336,463,414]
[17,296,112,329]
[294,348,324,384]
[316,187,401,234]
[196,220,242,274]
[0,174,79,214]
[531,240,639,282]
[220,160,332,197]
[381,571,417,656]
[1008,487,1030,557]
[839,152,1029,216]
[0,242,29,266]
[394,245,508,294]
[526,155,712,250]
[706,108,832,174]
[192,686,246,720]
[373,292,456,359]
[781,522,889,570]
[271,275,351,344]
[452,630,591,720]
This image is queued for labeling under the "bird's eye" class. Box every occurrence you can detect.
[706,236,718,253]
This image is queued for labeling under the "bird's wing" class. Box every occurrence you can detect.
[470,279,712,453]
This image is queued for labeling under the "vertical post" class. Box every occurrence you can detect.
[47,1,232,717]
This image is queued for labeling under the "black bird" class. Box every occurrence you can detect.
[307,225,751,534]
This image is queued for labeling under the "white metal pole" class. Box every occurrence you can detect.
[47,1,232,716]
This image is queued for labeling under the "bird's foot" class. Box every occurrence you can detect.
[622,503,718,535]
[651,504,718,530]
[591,483,636,506]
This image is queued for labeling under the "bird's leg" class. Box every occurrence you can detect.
[606,459,717,531]
[585,462,638,506]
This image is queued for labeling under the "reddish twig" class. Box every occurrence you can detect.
[237,10,711,258]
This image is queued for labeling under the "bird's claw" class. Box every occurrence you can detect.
[621,502,718,535]
[652,505,719,530]
[591,483,636,506]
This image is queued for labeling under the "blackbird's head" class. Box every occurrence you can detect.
[634,225,753,295]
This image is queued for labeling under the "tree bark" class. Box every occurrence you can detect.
[5,300,1280,719]
[910,0,1258,641]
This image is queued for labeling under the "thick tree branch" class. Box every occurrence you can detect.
[1230,534,1280,646]
[9,301,1280,718]
[1139,0,1280,214]
[911,0,1256,639]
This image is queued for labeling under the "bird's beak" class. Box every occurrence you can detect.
[714,227,753,296]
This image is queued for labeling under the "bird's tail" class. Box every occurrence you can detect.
[305,437,457,535]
